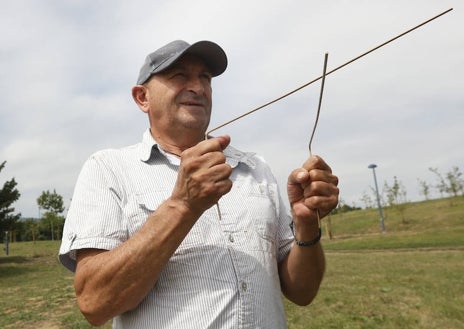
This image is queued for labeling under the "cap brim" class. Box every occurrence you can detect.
[182,41,228,77]
[154,41,227,78]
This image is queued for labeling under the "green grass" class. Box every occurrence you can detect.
[286,197,464,329]
[0,241,110,329]
[1,197,463,328]
[286,250,464,329]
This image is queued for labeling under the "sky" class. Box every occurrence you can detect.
[1,0,462,218]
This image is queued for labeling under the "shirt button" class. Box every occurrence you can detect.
[228,234,235,243]
[241,282,247,292]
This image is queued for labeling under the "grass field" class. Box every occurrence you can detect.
[1,197,463,328]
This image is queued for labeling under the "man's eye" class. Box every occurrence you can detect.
[202,74,212,82]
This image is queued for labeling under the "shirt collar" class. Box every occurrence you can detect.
[139,128,256,169]
[139,129,159,162]
[223,145,256,169]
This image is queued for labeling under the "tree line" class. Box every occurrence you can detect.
[324,166,463,221]
[1,160,463,243]
[326,166,462,239]
[1,161,65,243]
[360,166,463,206]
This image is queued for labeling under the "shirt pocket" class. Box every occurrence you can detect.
[246,194,278,253]
[125,191,168,236]
[125,191,205,254]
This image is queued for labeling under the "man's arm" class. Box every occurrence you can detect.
[278,155,339,305]
[74,136,232,326]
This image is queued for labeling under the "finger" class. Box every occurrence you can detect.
[199,163,233,198]
[303,194,339,217]
[192,135,230,156]
[301,155,332,173]
[209,163,233,182]
[303,181,339,199]
[181,136,230,170]
[308,168,339,186]
[214,135,231,151]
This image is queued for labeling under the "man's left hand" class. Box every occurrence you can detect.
[287,155,339,223]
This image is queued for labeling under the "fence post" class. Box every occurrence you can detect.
[3,231,9,256]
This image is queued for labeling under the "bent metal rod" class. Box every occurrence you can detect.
[206,8,453,137]
[207,8,453,222]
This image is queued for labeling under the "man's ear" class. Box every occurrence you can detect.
[132,85,149,113]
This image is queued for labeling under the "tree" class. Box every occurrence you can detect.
[37,189,65,240]
[331,198,361,215]
[360,191,375,209]
[384,176,408,224]
[21,218,40,242]
[417,178,431,201]
[40,212,65,241]
[446,167,464,197]
[0,161,21,241]
[429,166,464,201]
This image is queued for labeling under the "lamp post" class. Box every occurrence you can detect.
[368,164,386,232]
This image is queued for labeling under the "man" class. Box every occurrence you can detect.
[59,40,339,328]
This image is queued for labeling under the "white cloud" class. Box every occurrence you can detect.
[1,0,462,217]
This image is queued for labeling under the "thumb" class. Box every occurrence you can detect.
[287,168,308,205]
[214,135,231,151]
[288,168,309,186]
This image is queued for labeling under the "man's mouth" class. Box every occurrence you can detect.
[182,101,203,106]
[179,99,207,108]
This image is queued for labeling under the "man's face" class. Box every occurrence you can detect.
[144,54,213,137]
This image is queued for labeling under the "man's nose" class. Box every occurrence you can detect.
[186,77,206,94]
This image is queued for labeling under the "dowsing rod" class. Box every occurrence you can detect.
[206,8,453,136]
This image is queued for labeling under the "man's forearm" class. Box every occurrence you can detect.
[74,198,200,326]
[278,239,326,306]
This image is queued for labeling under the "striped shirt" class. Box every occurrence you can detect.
[59,129,294,329]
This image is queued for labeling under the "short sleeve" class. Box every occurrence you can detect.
[59,152,127,272]
[274,182,293,263]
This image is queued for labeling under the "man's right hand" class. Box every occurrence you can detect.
[171,135,233,216]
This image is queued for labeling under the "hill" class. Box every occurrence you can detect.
[322,196,464,250]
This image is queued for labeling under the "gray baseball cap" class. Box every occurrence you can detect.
[136,40,228,85]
